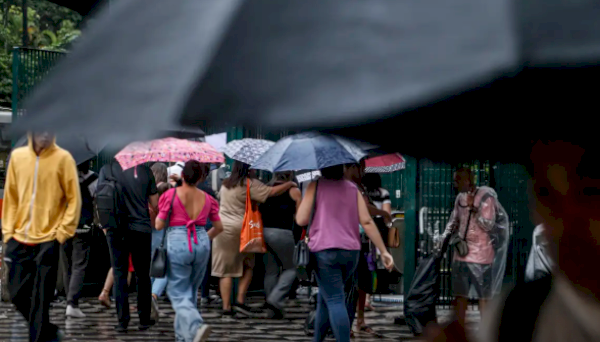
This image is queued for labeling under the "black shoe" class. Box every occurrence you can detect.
[139,319,156,331]
[233,303,263,317]
[264,303,284,319]
[221,309,236,318]
[114,325,127,333]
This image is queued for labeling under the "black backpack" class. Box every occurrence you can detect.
[95,163,123,229]
[78,172,99,229]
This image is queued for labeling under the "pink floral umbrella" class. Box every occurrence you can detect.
[115,137,225,170]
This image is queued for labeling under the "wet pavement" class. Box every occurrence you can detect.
[0,293,479,341]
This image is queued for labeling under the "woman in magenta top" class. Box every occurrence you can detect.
[296,164,394,342]
[155,161,223,342]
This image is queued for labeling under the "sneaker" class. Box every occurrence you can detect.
[200,297,209,305]
[66,305,86,318]
[221,309,236,318]
[151,296,160,323]
[193,324,211,342]
[233,303,263,317]
[265,305,284,319]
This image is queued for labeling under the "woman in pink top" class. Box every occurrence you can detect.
[296,164,394,342]
[155,161,223,342]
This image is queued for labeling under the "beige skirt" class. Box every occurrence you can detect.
[211,219,255,278]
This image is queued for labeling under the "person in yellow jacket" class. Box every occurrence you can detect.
[2,132,81,342]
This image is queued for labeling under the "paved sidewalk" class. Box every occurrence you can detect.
[0,292,481,341]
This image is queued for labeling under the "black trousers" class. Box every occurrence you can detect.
[60,231,92,307]
[200,240,212,298]
[5,239,60,342]
[106,229,152,328]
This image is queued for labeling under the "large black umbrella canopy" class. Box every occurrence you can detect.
[12,0,600,164]
[46,0,105,16]
[14,135,103,165]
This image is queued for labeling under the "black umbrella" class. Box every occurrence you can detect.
[14,135,102,166]
[13,0,600,163]
[47,0,105,16]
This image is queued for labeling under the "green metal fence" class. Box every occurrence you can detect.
[11,47,65,129]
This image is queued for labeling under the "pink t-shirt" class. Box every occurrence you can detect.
[158,188,220,252]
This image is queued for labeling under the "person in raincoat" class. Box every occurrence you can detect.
[439,167,509,327]
[525,224,554,282]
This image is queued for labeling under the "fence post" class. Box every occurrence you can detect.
[403,156,418,296]
[11,48,20,147]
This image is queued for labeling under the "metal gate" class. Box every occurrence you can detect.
[11,48,65,123]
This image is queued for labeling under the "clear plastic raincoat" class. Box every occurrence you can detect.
[442,186,510,299]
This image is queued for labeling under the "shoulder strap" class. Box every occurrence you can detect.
[159,189,178,248]
[498,275,552,342]
[460,189,479,240]
[305,181,319,241]
[82,172,98,189]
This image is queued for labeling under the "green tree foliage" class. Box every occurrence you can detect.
[0,0,82,107]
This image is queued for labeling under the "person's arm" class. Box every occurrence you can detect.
[148,170,158,213]
[476,195,496,231]
[56,156,82,244]
[207,220,224,240]
[296,181,316,226]
[155,189,173,231]
[2,159,18,243]
[289,187,302,211]
[269,181,296,197]
[206,197,223,239]
[443,196,461,236]
[358,191,394,270]
[149,194,158,213]
[381,189,392,215]
[366,200,392,223]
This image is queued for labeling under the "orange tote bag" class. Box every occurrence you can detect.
[240,180,267,253]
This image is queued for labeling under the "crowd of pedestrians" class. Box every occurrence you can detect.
[6,131,592,342]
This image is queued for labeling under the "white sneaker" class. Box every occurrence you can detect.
[193,324,211,342]
[66,305,86,318]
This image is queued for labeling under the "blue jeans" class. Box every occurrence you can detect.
[151,228,168,297]
[313,249,360,342]
[166,226,211,342]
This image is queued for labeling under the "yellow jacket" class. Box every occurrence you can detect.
[2,136,81,244]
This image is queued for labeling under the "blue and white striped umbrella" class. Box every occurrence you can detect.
[251,132,367,172]
[222,138,275,165]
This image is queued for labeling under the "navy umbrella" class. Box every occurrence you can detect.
[251,132,367,172]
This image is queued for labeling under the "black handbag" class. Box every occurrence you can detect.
[293,181,319,278]
[150,189,177,278]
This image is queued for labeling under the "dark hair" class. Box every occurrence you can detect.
[454,167,474,180]
[362,173,382,191]
[320,165,345,180]
[77,161,91,174]
[151,162,168,184]
[157,182,172,197]
[222,160,252,189]
[269,171,294,185]
[182,160,210,185]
